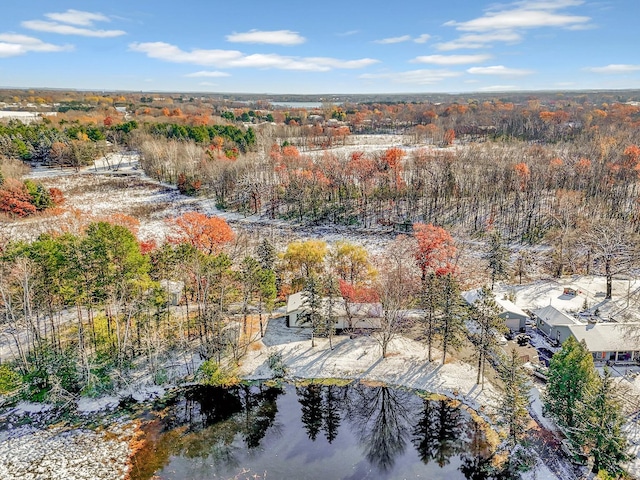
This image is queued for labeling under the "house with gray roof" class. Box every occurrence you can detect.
[531,305,583,345]
[566,323,640,363]
[463,290,529,332]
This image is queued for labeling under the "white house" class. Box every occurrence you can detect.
[285,291,382,330]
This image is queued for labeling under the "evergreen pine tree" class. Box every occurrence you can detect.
[484,230,509,289]
[497,347,531,446]
[469,287,504,387]
[544,336,598,432]
[439,273,465,365]
[583,368,630,475]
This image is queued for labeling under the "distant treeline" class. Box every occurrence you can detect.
[0,119,254,166]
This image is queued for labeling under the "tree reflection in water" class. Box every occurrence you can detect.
[297,383,493,476]
[133,382,496,480]
[412,398,466,467]
[343,384,414,472]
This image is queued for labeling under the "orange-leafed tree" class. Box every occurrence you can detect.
[413,222,457,280]
[105,213,141,235]
[0,178,36,217]
[169,212,234,255]
[382,147,405,170]
[444,129,456,146]
[513,162,530,191]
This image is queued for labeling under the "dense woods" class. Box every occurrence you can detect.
[1,89,640,477]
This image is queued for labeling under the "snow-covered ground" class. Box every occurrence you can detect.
[241,315,498,412]
[494,275,640,322]
[5,149,635,479]
[0,421,134,480]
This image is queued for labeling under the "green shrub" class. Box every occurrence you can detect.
[197,359,239,387]
[267,351,287,379]
[0,364,22,395]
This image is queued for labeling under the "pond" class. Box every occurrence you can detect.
[129,382,495,480]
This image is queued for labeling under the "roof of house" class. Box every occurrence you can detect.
[286,291,382,318]
[532,305,581,326]
[159,279,184,295]
[462,289,529,319]
[567,323,640,352]
[286,291,306,314]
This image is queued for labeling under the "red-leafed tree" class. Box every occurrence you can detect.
[413,222,457,280]
[139,239,157,255]
[338,278,379,331]
[0,179,37,217]
[168,212,234,255]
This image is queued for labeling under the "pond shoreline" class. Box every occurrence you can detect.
[0,316,508,479]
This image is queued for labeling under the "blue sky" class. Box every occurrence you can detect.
[0,1,639,94]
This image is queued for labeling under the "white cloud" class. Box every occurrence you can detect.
[374,35,411,44]
[22,20,125,37]
[226,30,305,46]
[414,34,431,44]
[467,65,533,75]
[412,54,492,65]
[436,31,522,50]
[585,64,640,74]
[479,85,519,91]
[360,69,460,85]
[446,0,590,32]
[129,42,378,72]
[337,30,360,37]
[45,9,109,26]
[438,0,591,50]
[22,10,125,37]
[185,71,231,78]
[0,33,72,57]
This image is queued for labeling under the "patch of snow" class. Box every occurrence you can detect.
[240,316,499,414]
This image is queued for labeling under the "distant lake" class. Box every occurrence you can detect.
[129,382,494,480]
[270,101,325,109]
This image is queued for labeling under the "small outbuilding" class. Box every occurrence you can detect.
[159,279,184,306]
[463,290,529,332]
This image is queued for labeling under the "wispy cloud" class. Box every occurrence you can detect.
[337,30,359,37]
[436,31,522,50]
[360,69,460,85]
[0,33,72,57]
[130,42,378,71]
[45,9,109,26]
[22,9,125,37]
[226,30,305,46]
[585,64,640,74]
[374,35,411,44]
[374,34,432,44]
[467,65,533,75]
[438,0,591,50]
[479,85,519,91]
[445,0,590,32]
[414,34,431,44]
[185,71,231,78]
[412,54,492,65]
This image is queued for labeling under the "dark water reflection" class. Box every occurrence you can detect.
[129,382,496,480]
